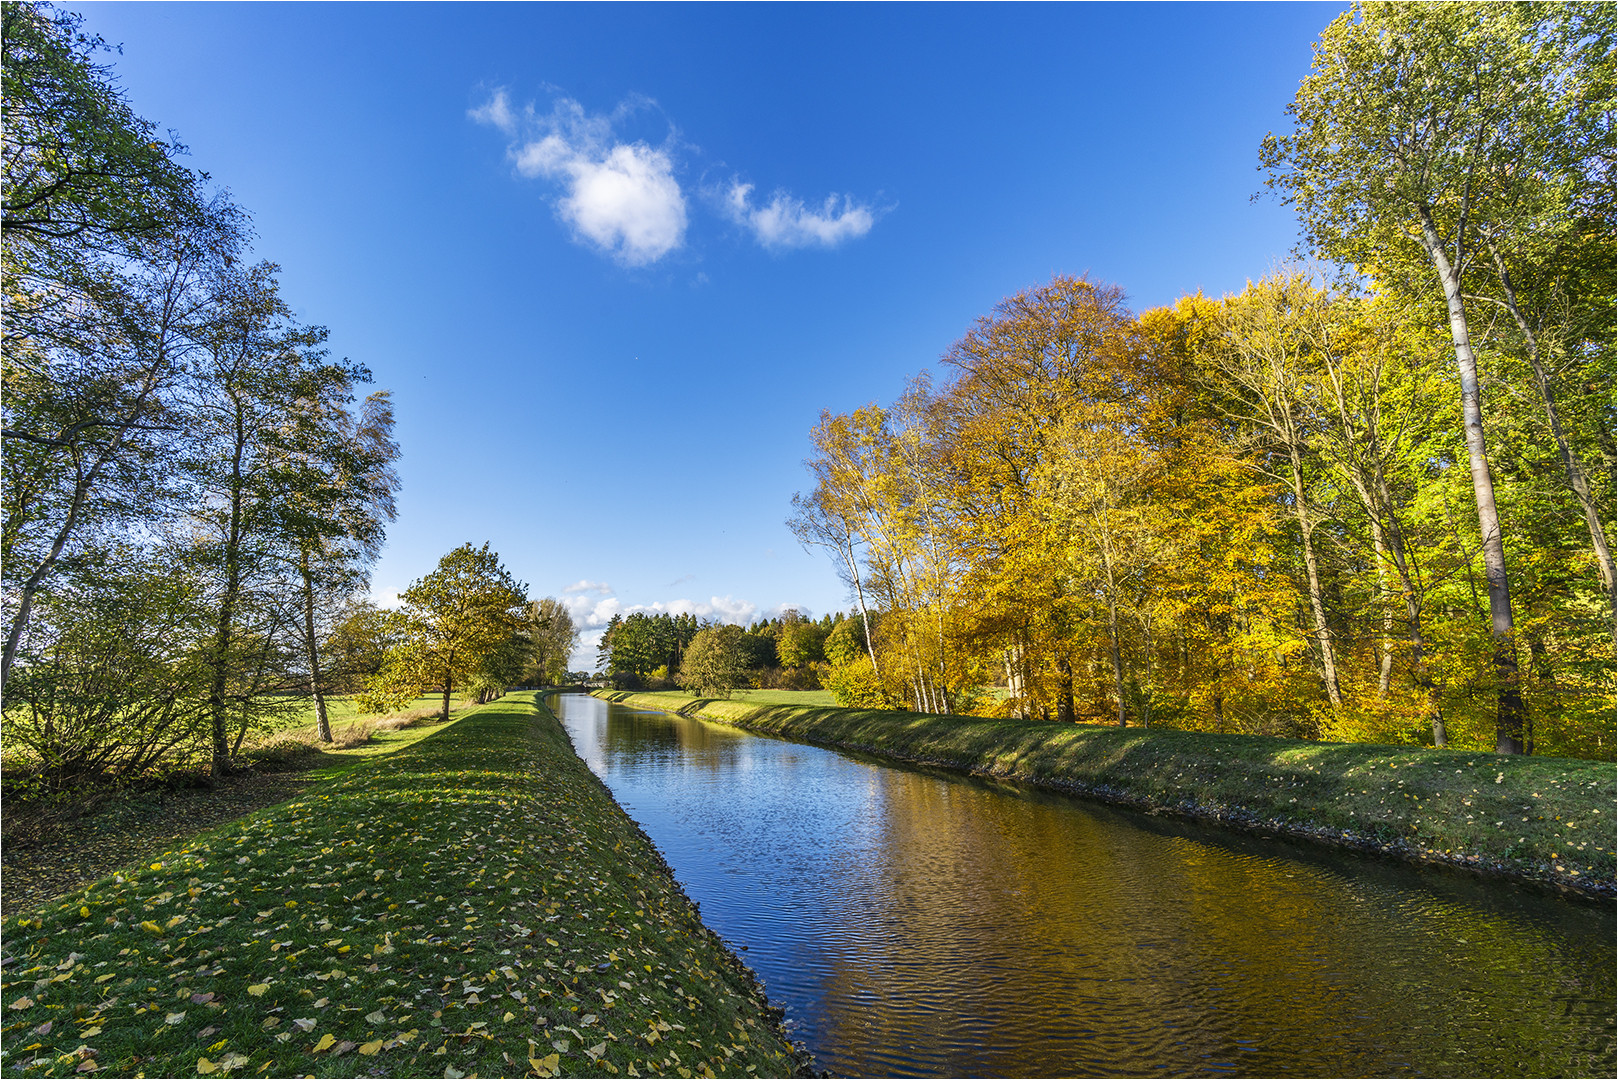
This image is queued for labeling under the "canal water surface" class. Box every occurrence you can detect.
[552,693,1614,1078]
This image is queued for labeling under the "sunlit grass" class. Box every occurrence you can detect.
[600,691,1615,892]
[0,694,800,1078]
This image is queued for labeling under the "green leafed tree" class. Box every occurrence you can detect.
[677,623,749,699]
[1260,0,1615,753]
[373,543,527,721]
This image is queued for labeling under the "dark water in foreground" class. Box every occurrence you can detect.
[553,693,1615,1078]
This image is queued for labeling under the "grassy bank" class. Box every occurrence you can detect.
[598,690,1615,896]
[0,693,803,1078]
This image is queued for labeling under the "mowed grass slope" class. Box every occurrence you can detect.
[600,690,1615,894]
[0,693,800,1079]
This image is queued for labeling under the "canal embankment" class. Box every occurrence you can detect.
[594,690,1616,897]
[0,693,807,1079]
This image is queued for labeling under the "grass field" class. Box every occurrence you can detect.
[599,690,1615,895]
[0,693,802,1078]
[721,689,835,708]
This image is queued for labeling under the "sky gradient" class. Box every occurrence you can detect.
[75,1,1346,666]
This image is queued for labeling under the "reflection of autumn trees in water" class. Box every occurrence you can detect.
[564,697,1613,1078]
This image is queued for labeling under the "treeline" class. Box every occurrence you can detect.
[1,3,404,785]
[793,4,1614,757]
[596,608,868,694]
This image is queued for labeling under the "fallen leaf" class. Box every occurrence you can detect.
[9,996,34,1010]
[190,992,215,1005]
[334,1040,358,1054]
[312,1033,336,1053]
[75,1060,98,1074]
[292,1018,316,1032]
[365,1009,387,1025]
[79,1026,101,1039]
[32,1021,51,1036]
[197,1059,217,1076]
[246,984,269,997]
[586,1041,607,1061]
[358,1040,383,1056]
[164,1012,186,1025]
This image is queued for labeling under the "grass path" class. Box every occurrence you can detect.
[600,690,1615,896]
[0,693,801,1078]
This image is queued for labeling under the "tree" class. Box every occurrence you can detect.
[386,543,527,721]
[1,2,197,248]
[677,624,749,699]
[522,597,579,686]
[1,1,224,689]
[275,386,399,741]
[1258,2,1614,752]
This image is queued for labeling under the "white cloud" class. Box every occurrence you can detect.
[467,88,516,134]
[474,92,687,267]
[723,181,876,250]
[563,579,614,595]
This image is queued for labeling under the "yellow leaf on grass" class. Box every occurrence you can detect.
[139,921,162,934]
[246,984,269,997]
[197,1059,217,1075]
[79,907,90,919]
[358,1040,383,1056]
[312,1033,335,1053]
[8,997,33,1010]
[503,1011,515,1022]
[93,974,114,984]
[531,1053,560,1077]
[79,1026,102,1039]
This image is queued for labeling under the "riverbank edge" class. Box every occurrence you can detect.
[0,694,813,1078]
[592,690,1615,900]
[534,691,818,1078]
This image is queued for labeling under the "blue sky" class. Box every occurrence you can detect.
[76,1,1344,666]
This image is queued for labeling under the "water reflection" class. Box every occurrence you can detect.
[553,693,1615,1078]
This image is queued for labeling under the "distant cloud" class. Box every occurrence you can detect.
[564,579,614,595]
[472,92,686,267]
[468,88,516,134]
[472,87,882,264]
[722,181,876,250]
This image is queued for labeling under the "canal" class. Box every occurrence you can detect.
[552,692,1614,1078]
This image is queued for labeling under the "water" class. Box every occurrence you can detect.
[552,693,1615,1078]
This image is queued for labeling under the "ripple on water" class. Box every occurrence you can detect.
[557,695,1616,1079]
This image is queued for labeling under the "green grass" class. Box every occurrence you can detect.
[600,690,1615,894]
[264,694,475,736]
[0,693,800,1078]
[719,690,835,708]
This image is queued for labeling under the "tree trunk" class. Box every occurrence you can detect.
[1417,205,1526,754]
[1287,440,1343,708]
[300,553,332,742]
[208,402,249,779]
[1056,654,1076,724]
[1484,237,1615,628]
